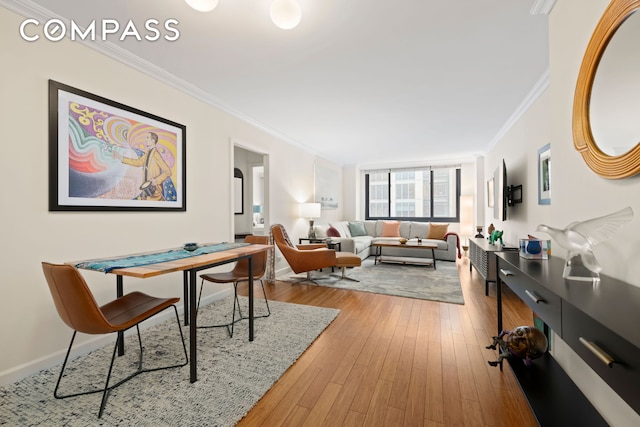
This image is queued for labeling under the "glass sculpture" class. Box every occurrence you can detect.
[536,206,633,283]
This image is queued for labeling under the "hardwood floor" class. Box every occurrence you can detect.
[236,256,538,426]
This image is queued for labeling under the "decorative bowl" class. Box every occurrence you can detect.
[399,238,408,244]
[183,243,198,251]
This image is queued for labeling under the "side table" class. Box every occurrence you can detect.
[298,237,342,252]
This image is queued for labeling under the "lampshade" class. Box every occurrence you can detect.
[185,0,219,12]
[460,195,474,239]
[270,0,302,30]
[300,202,321,219]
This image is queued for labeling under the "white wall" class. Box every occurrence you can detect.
[484,1,640,424]
[0,6,336,384]
[549,0,640,283]
[483,87,552,245]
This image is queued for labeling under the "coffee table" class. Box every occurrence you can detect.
[372,241,437,269]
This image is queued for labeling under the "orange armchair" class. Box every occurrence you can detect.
[271,224,337,280]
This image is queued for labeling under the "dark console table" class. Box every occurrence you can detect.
[469,238,517,295]
[496,252,640,426]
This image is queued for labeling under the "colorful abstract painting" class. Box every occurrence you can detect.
[49,80,186,211]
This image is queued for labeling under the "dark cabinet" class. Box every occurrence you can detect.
[469,238,517,295]
[496,252,640,425]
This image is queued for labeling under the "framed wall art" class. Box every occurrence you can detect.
[314,163,339,210]
[487,177,495,208]
[48,80,186,211]
[538,143,551,205]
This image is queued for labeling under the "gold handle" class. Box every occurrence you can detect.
[579,337,615,367]
[525,289,544,304]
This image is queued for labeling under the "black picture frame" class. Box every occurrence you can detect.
[234,168,244,215]
[48,80,186,211]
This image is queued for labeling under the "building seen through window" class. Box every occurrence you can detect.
[365,167,460,222]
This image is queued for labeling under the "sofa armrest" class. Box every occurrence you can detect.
[443,232,462,259]
[329,237,356,254]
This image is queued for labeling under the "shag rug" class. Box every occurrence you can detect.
[282,258,464,305]
[0,296,339,426]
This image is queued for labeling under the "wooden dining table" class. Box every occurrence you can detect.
[71,243,272,383]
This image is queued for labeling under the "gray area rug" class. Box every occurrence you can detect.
[0,297,339,426]
[282,258,464,305]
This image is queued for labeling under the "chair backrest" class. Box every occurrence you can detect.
[270,224,337,274]
[233,235,269,278]
[271,224,295,251]
[42,262,114,334]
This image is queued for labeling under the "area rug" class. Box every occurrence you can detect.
[0,297,339,426]
[282,258,464,305]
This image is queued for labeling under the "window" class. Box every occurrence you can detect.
[365,167,460,222]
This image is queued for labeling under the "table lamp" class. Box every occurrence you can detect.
[300,202,321,238]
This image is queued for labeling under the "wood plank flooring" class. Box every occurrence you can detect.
[235,256,538,426]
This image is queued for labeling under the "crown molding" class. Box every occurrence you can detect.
[487,68,550,151]
[1,0,322,157]
[2,0,550,167]
[530,0,557,15]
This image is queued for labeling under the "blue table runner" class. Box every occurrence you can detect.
[75,242,250,273]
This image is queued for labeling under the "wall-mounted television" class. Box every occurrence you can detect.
[493,160,522,221]
[493,160,507,221]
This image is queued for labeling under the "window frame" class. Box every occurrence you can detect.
[364,167,461,223]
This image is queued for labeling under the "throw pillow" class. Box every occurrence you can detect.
[327,226,341,237]
[381,220,401,237]
[427,223,449,240]
[348,221,367,237]
[314,224,329,238]
[410,222,430,239]
[329,221,351,238]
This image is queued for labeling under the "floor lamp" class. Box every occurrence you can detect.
[460,195,474,255]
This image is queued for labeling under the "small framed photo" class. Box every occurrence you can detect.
[49,80,186,211]
[487,178,495,208]
[538,143,551,205]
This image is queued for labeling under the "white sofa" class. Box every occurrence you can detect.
[314,220,460,262]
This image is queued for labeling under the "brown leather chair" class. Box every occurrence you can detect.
[271,224,361,283]
[41,262,188,418]
[197,235,270,337]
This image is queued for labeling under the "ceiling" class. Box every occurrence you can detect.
[9,0,550,167]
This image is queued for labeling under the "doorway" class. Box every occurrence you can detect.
[233,145,268,239]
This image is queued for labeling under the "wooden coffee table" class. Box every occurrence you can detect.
[372,241,437,269]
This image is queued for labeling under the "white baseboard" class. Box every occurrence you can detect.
[274,266,292,278]
[0,288,232,387]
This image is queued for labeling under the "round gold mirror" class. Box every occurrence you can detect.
[573,0,640,179]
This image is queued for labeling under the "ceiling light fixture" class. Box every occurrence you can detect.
[185,0,219,13]
[270,0,302,30]
[185,0,301,30]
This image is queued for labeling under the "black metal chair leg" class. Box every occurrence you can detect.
[53,305,187,418]
[54,331,77,399]
[258,280,271,318]
[98,340,120,418]
[234,282,243,320]
[197,279,244,335]
[196,279,206,316]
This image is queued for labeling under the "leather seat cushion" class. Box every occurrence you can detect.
[335,252,362,267]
